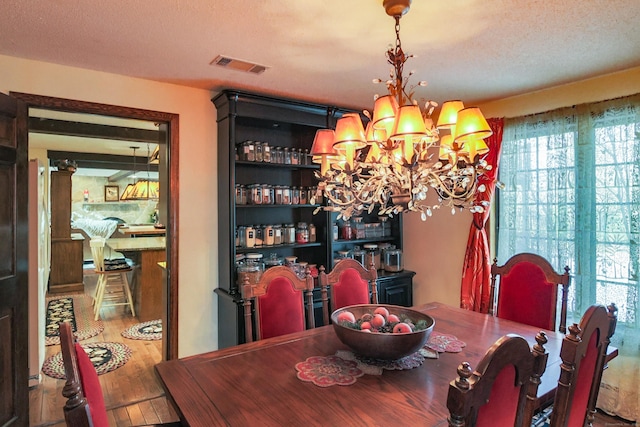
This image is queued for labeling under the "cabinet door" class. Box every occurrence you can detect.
[378,275,413,307]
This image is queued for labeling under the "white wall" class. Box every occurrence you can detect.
[1,54,218,357]
[404,66,640,308]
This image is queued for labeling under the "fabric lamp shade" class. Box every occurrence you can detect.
[436,100,465,130]
[454,107,493,143]
[372,95,399,136]
[311,129,338,175]
[333,113,366,169]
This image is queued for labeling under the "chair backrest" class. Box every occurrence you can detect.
[318,258,378,326]
[549,303,618,427]
[490,253,571,332]
[447,332,549,427]
[59,321,109,427]
[242,266,315,342]
[89,237,107,273]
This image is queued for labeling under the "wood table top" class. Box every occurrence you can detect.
[154,302,610,426]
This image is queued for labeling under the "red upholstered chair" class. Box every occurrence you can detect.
[549,303,618,427]
[318,258,378,326]
[490,253,571,333]
[447,332,549,427]
[59,322,181,427]
[242,266,315,343]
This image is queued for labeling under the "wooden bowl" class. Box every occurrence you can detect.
[331,304,435,360]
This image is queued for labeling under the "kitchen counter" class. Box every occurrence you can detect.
[107,236,166,322]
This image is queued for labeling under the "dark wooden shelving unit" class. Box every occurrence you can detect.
[213,90,414,349]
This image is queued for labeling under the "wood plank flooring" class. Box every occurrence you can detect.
[29,289,179,426]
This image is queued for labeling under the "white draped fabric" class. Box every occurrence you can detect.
[497,94,640,421]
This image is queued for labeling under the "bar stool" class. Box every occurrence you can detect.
[90,237,135,321]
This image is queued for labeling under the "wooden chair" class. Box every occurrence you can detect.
[90,237,135,321]
[548,303,618,427]
[318,258,378,326]
[490,253,571,332]
[59,321,181,427]
[242,266,315,343]
[447,332,549,427]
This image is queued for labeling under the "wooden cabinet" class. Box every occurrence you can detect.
[49,170,84,293]
[213,91,413,349]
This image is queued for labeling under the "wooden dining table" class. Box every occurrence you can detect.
[155,301,615,426]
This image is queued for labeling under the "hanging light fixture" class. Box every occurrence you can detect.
[120,145,159,200]
[311,0,494,221]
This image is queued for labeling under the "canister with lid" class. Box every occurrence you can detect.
[351,247,366,266]
[237,253,264,286]
[363,244,381,270]
[384,249,404,272]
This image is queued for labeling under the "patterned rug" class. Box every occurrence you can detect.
[121,319,162,341]
[45,294,104,346]
[42,342,132,379]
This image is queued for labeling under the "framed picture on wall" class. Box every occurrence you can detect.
[104,185,119,202]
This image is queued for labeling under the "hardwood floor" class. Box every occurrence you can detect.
[29,288,179,426]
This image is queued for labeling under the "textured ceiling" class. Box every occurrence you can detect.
[2,0,640,112]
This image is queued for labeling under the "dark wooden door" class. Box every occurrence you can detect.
[0,92,29,426]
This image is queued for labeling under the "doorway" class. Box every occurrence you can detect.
[11,92,179,361]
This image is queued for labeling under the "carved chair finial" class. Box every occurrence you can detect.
[455,362,473,390]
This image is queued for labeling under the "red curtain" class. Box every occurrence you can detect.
[460,118,504,312]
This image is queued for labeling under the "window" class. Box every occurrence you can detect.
[497,95,640,327]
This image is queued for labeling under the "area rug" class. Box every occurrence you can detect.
[42,342,132,379]
[121,319,162,341]
[45,294,104,346]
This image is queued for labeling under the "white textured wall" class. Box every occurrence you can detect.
[1,54,218,357]
[404,66,640,309]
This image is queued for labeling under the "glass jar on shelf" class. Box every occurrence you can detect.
[235,184,247,205]
[236,225,246,247]
[341,220,353,240]
[378,243,392,270]
[262,142,271,163]
[245,141,256,161]
[254,224,264,247]
[284,147,292,164]
[264,253,283,269]
[299,186,308,205]
[255,141,263,162]
[273,224,283,245]
[352,216,365,239]
[351,247,366,266]
[284,223,296,244]
[303,148,310,165]
[263,224,275,246]
[237,253,264,286]
[363,244,381,270]
[274,147,284,164]
[248,184,262,205]
[274,185,284,204]
[261,184,273,204]
[384,248,403,272]
[292,186,300,205]
[244,225,256,248]
[296,222,309,244]
[379,216,390,237]
[291,148,299,165]
[308,223,316,242]
[282,186,292,205]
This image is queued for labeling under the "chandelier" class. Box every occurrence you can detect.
[310,0,493,221]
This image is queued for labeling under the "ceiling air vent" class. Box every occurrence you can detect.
[210,55,269,75]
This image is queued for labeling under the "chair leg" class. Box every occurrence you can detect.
[94,275,107,321]
[121,272,136,317]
